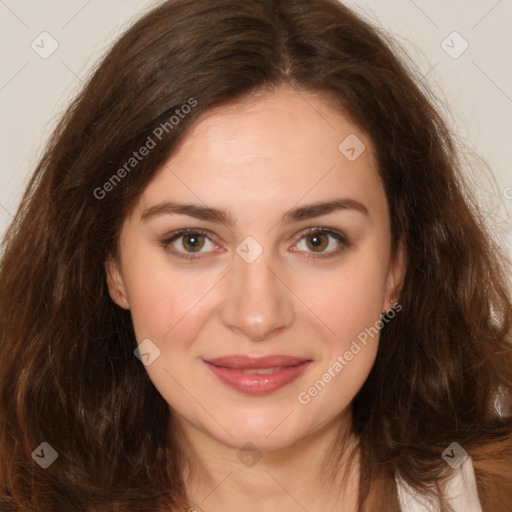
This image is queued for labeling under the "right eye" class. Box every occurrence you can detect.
[161,228,220,260]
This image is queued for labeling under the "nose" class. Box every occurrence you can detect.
[218,252,296,342]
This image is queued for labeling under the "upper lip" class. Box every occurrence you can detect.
[203,355,311,369]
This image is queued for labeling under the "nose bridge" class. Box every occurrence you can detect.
[218,247,295,341]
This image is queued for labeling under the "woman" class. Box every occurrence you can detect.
[0,0,511,510]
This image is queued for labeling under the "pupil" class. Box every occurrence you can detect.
[308,233,326,251]
[184,234,203,251]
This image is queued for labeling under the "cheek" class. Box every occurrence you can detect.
[122,247,218,343]
[294,256,386,419]
[123,258,217,415]
[299,250,389,345]
[292,248,387,403]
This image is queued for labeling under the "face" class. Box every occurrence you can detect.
[106,85,404,453]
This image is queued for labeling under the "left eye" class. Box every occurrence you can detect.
[292,228,348,258]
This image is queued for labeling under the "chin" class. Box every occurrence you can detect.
[208,409,308,452]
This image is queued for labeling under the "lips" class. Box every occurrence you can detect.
[203,355,311,395]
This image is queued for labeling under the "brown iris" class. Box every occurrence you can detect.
[182,233,205,252]
[306,232,328,252]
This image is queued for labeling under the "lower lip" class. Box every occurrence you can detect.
[204,361,311,396]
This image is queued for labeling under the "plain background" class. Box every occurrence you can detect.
[0,0,511,262]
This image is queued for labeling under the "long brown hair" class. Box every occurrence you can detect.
[1,0,511,510]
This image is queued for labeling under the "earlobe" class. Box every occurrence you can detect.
[105,257,130,310]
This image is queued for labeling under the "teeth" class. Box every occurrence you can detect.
[239,367,282,374]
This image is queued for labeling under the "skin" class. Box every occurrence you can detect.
[106,85,405,511]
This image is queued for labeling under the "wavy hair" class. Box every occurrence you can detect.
[1,0,511,510]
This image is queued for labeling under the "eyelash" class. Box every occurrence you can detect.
[161,227,349,262]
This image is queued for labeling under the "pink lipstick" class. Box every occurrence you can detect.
[203,355,311,395]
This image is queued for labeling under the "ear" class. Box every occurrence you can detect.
[383,239,406,313]
[105,256,130,310]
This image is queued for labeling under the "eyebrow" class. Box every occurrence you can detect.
[140,198,369,226]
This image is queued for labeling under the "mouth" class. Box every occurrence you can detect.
[202,355,312,396]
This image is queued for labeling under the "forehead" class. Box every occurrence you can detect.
[136,86,386,220]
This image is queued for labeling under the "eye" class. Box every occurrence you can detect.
[161,227,349,262]
[292,228,349,260]
[161,229,219,260]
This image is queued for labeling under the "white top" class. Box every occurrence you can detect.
[396,457,483,512]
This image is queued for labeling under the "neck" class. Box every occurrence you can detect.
[174,409,361,512]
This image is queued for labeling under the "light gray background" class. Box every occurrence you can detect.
[1,0,511,261]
